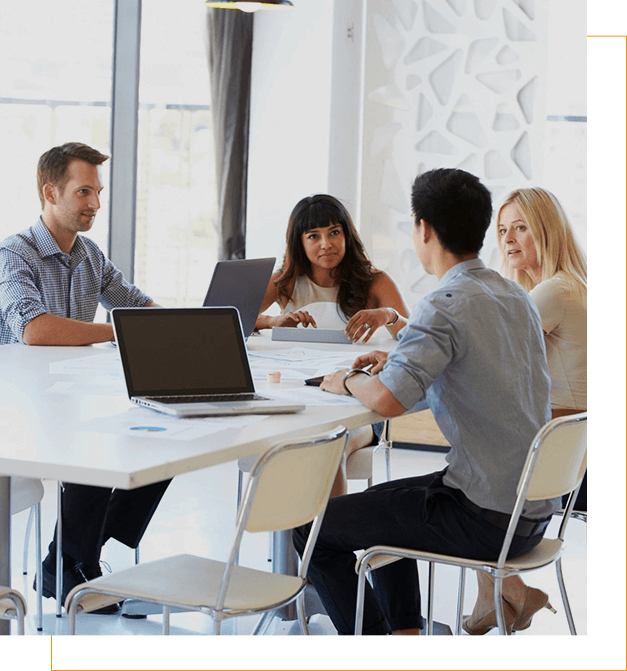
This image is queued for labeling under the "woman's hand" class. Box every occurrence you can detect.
[273,310,317,328]
[345,308,396,343]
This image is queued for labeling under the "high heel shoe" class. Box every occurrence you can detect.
[462,599,516,635]
[505,587,557,632]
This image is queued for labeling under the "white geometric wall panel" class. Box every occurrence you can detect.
[359,0,549,306]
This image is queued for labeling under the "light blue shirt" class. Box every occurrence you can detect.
[0,218,152,345]
[379,259,554,518]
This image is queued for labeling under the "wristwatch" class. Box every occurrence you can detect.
[342,368,371,396]
[386,308,400,326]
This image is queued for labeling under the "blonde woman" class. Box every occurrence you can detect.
[464,187,587,635]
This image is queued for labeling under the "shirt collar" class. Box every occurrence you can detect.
[33,217,87,263]
[437,257,485,288]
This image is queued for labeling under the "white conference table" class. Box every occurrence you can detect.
[0,329,394,634]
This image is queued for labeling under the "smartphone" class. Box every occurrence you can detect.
[304,375,325,386]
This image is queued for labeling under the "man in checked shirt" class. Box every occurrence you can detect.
[0,142,169,614]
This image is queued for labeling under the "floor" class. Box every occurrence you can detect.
[10,445,587,642]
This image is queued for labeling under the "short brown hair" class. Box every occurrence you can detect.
[37,142,109,208]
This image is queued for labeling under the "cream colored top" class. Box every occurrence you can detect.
[283,275,348,329]
[530,276,587,410]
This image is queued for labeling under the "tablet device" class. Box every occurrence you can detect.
[271,327,352,345]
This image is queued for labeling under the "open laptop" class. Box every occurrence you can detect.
[111,306,304,417]
[202,257,275,339]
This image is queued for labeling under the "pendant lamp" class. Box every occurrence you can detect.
[206,1,293,12]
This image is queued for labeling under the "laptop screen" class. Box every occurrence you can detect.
[113,307,255,397]
[202,257,275,339]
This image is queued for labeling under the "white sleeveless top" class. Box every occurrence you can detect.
[283,276,348,329]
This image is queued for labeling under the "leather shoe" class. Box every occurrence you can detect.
[35,560,121,615]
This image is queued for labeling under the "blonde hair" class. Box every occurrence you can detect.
[496,188,586,302]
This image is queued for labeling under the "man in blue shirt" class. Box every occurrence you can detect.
[0,143,169,613]
[294,168,553,635]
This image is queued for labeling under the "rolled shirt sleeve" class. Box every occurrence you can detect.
[0,247,48,343]
[0,220,153,345]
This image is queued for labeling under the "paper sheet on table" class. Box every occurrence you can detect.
[49,352,123,377]
[264,385,364,407]
[248,346,359,380]
[47,375,127,396]
[79,407,268,441]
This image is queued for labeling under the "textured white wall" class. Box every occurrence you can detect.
[359,0,555,305]
[247,0,586,307]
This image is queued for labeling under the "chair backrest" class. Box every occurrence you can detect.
[10,477,45,515]
[497,412,587,568]
[214,426,347,612]
[240,425,347,533]
[518,412,587,501]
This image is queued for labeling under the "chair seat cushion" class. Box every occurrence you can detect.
[356,538,564,574]
[68,554,305,615]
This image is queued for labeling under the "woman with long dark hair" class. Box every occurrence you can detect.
[256,194,409,495]
[256,194,409,342]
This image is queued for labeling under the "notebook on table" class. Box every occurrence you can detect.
[111,306,304,417]
[202,257,276,339]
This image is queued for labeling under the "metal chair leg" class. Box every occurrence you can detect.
[35,502,43,631]
[250,609,275,636]
[493,576,508,635]
[55,482,63,618]
[23,506,34,575]
[555,557,577,635]
[455,567,466,635]
[374,419,392,481]
[427,561,435,634]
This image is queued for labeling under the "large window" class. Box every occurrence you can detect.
[0,1,114,251]
[136,0,218,307]
[0,0,218,310]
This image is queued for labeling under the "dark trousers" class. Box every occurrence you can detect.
[293,470,547,635]
[46,480,171,566]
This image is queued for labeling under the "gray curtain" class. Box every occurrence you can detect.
[206,9,253,260]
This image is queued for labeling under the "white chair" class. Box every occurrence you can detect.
[354,412,587,635]
[0,586,27,635]
[11,477,44,632]
[65,425,348,635]
[237,419,392,504]
[235,420,392,567]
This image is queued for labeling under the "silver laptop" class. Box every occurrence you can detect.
[203,257,276,339]
[111,306,304,417]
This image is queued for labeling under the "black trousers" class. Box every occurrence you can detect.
[293,470,547,635]
[47,480,171,566]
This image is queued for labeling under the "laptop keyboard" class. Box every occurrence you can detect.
[147,393,269,404]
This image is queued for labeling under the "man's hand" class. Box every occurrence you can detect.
[320,368,350,395]
[320,355,406,418]
[352,350,388,375]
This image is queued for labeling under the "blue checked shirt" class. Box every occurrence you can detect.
[0,217,153,345]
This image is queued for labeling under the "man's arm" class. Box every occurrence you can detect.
[23,300,159,346]
[320,350,407,417]
[22,314,114,346]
